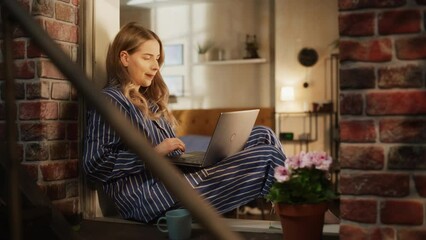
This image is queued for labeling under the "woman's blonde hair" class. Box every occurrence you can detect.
[106,22,176,125]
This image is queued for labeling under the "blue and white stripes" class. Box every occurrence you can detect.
[83,87,286,223]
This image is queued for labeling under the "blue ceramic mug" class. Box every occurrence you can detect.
[156,209,192,240]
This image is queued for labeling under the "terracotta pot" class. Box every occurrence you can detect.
[275,202,328,240]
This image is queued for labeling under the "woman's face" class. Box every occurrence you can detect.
[120,39,160,87]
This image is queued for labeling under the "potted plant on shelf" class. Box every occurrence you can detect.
[197,41,213,62]
[266,150,336,240]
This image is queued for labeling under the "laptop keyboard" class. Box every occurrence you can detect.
[174,152,205,165]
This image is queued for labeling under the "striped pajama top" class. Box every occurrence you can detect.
[83,87,286,223]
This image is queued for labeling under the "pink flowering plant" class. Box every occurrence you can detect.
[266,151,336,204]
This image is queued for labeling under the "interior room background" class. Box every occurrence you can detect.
[1,0,426,239]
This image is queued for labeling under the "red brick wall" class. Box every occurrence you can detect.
[0,0,80,218]
[338,0,426,239]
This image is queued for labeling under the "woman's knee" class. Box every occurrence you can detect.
[253,125,274,134]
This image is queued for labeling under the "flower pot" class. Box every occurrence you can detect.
[275,202,328,240]
[198,53,208,63]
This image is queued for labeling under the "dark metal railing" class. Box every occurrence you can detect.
[0,0,243,239]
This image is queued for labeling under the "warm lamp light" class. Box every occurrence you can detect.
[280,86,295,101]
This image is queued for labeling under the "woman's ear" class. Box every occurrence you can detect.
[120,51,129,67]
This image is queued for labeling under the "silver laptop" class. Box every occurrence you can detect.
[172,109,260,168]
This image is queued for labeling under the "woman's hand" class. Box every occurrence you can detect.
[155,138,186,156]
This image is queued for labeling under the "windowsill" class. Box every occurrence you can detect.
[193,58,267,65]
[85,216,339,236]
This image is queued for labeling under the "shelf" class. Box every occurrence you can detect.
[276,110,337,154]
[276,111,335,115]
[280,139,316,143]
[194,58,267,65]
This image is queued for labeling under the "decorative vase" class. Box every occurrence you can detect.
[275,202,328,240]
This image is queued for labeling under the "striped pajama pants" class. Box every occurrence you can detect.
[104,126,286,223]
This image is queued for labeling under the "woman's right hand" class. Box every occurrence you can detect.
[154,138,186,156]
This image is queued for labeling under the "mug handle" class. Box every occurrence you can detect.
[156,216,168,233]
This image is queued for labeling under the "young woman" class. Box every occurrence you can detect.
[83,22,286,223]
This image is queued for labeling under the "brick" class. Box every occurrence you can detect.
[26,80,50,99]
[340,120,376,142]
[67,123,78,140]
[379,118,426,143]
[388,146,426,169]
[340,38,392,62]
[56,43,72,59]
[27,39,47,58]
[339,0,406,10]
[21,163,39,181]
[40,159,78,181]
[32,0,54,17]
[378,10,421,35]
[340,93,363,115]
[25,142,49,161]
[413,175,426,197]
[367,91,426,115]
[340,224,395,240]
[45,122,66,140]
[19,101,59,120]
[44,182,67,200]
[21,123,44,141]
[20,122,66,141]
[378,64,423,88]
[15,82,26,100]
[339,172,409,197]
[380,200,423,225]
[399,229,426,240]
[340,198,377,223]
[15,60,36,79]
[10,25,26,39]
[50,141,70,160]
[12,39,26,59]
[52,198,79,217]
[59,102,78,120]
[52,81,70,99]
[395,36,426,60]
[45,19,78,43]
[340,145,384,169]
[38,60,65,80]
[55,2,76,23]
[69,141,78,158]
[339,12,375,36]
